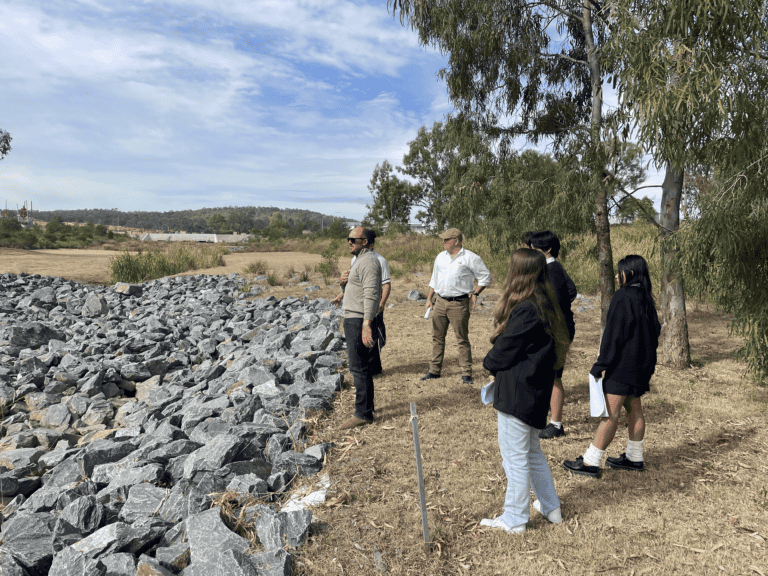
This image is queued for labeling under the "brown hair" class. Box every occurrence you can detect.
[490,248,569,368]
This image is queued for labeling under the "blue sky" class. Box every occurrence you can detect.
[0,0,662,221]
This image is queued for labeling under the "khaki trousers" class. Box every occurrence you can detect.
[430,296,472,377]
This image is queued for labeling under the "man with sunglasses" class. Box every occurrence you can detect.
[332,230,391,376]
[422,228,491,384]
[338,227,382,429]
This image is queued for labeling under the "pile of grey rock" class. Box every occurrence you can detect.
[0,272,347,576]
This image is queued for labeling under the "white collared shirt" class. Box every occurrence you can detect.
[546,256,556,264]
[429,247,492,297]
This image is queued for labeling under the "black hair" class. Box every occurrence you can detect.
[521,231,536,247]
[361,228,376,245]
[529,230,561,259]
[617,254,656,311]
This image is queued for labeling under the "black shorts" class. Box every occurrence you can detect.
[602,378,649,398]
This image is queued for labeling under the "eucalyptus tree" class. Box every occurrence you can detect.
[608,0,768,369]
[389,0,620,322]
[447,149,595,248]
[364,160,420,230]
[398,116,492,232]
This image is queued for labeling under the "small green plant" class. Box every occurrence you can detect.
[316,240,341,284]
[266,271,278,286]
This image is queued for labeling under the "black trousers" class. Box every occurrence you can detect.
[344,318,375,421]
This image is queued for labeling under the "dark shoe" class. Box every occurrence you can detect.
[420,372,441,380]
[605,453,645,471]
[462,375,474,384]
[539,423,566,439]
[339,416,372,430]
[563,456,601,478]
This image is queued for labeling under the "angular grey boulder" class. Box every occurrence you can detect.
[185,508,250,566]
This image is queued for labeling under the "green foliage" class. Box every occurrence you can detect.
[388,0,607,151]
[0,216,126,249]
[109,244,228,283]
[608,0,768,172]
[208,213,229,234]
[319,218,348,239]
[399,117,492,232]
[680,159,768,382]
[448,150,595,256]
[315,240,341,284]
[0,218,36,248]
[30,207,340,235]
[227,208,255,233]
[0,128,10,160]
[617,196,656,224]
[365,160,419,230]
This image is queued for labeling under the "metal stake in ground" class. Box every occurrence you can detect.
[410,402,430,544]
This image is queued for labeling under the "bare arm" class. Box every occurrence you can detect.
[379,283,391,312]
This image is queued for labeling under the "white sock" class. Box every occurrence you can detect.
[583,444,605,467]
[626,439,644,462]
[549,421,562,429]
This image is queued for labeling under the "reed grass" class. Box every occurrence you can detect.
[109,244,229,283]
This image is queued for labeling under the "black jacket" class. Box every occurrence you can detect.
[590,284,661,387]
[483,300,556,429]
[547,260,577,341]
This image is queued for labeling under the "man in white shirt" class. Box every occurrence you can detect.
[332,230,391,376]
[422,228,492,384]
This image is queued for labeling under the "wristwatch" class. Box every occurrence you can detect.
[472,291,479,297]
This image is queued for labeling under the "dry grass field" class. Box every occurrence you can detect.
[1,246,766,576]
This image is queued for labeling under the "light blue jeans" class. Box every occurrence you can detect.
[497,411,560,527]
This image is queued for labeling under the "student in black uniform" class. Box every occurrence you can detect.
[480,249,570,533]
[527,231,577,439]
[564,255,661,477]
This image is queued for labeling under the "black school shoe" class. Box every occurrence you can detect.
[605,453,645,471]
[420,372,441,380]
[539,423,566,439]
[563,456,601,478]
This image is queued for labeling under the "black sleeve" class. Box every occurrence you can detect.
[591,290,634,377]
[483,302,540,375]
[548,262,576,310]
[565,271,577,303]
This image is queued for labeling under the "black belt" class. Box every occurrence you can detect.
[439,293,469,302]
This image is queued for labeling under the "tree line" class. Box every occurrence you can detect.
[25,207,350,237]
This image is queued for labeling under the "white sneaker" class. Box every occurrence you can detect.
[479,516,526,534]
[533,499,562,524]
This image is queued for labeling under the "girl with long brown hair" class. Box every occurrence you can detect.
[480,248,569,533]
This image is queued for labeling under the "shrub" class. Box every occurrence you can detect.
[315,240,341,284]
[109,244,228,283]
[243,260,268,275]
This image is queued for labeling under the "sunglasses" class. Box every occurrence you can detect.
[347,237,364,243]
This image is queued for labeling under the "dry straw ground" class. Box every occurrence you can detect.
[1,247,766,576]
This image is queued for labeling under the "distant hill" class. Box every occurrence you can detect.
[28,207,348,234]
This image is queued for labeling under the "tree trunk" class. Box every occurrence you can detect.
[659,163,691,368]
[582,1,615,326]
